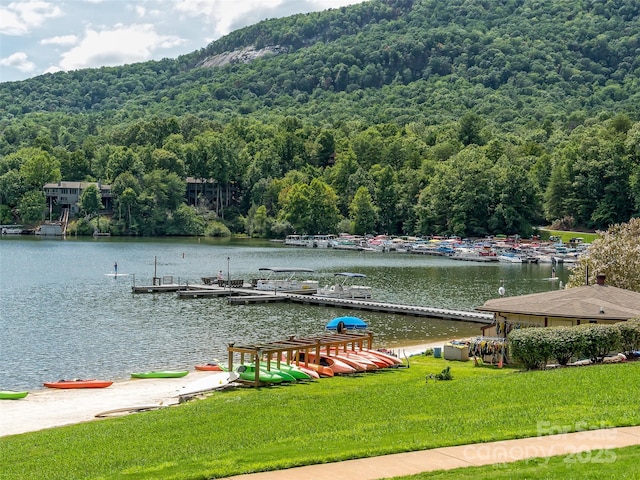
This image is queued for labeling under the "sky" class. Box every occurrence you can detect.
[0,0,368,83]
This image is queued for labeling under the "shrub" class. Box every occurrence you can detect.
[578,324,621,359]
[205,220,231,237]
[67,218,93,236]
[508,327,554,370]
[614,318,640,355]
[548,326,587,365]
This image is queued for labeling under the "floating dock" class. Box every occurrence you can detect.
[145,281,493,324]
[285,294,493,323]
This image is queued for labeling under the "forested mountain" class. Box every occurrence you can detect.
[1,0,639,237]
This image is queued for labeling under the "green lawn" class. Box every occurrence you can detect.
[2,357,639,479]
[396,445,640,479]
[538,228,600,244]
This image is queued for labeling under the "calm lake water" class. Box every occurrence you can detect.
[0,236,570,390]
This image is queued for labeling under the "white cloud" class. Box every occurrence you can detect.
[172,0,366,38]
[0,0,63,35]
[0,51,36,72]
[41,34,78,46]
[57,24,186,71]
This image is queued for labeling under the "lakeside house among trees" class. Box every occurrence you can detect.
[44,181,113,215]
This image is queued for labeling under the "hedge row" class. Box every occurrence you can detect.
[508,319,640,370]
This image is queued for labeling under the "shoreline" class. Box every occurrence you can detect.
[0,340,454,438]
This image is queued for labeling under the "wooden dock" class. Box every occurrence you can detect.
[132,284,188,293]
[285,294,493,324]
[134,281,493,324]
[227,295,288,304]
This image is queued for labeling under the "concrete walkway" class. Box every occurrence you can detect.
[224,426,640,479]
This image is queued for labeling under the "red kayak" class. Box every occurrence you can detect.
[195,363,225,372]
[43,379,113,389]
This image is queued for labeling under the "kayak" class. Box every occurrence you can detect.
[264,363,312,380]
[0,390,29,399]
[288,354,334,377]
[179,371,239,396]
[298,352,356,375]
[278,361,320,379]
[320,350,378,371]
[363,349,404,366]
[194,363,226,372]
[235,365,283,384]
[43,379,113,389]
[131,371,189,379]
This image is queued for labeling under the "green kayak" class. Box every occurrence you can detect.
[267,363,312,380]
[131,370,189,379]
[0,390,29,400]
[236,365,283,384]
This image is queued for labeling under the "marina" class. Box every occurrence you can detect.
[0,236,570,391]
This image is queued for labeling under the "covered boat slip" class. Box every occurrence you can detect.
[227,332,375,387]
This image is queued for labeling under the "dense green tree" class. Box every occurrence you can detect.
[458,113,486,147]
[79,184,103,217]
[16,147,61,189]
[372,165,398,234]
[166,204,205,236]
[0,170,25,206]
[350,186,378,235]
[18,190,46,224]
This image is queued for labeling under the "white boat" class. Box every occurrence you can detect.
[284,235,309,247]
[308,234,336,248]
[254,267,318,291]
[498,252,523,263]
[316,272,372,299]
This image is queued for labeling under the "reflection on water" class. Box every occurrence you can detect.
[0,236,569,389]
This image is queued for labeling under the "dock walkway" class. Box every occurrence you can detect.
[144,282,493,324]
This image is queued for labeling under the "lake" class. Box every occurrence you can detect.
[0,236,569,390]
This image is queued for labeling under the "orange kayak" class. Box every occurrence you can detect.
[195,364,225,372]
[43,379,113,389]
[299,352,357,375]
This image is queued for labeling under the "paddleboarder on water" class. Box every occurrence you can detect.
[114,262,118,276]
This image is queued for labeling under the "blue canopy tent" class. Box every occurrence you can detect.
[325,316,368,332]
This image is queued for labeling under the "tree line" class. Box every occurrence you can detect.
[1,0,639,236]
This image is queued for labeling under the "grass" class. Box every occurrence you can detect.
[1,357,639,479]
[538,228,600,244]
[395,445,640,479]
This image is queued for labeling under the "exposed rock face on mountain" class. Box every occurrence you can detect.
[196,45,287,68]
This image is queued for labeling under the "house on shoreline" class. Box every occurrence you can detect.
[477,275,640,337]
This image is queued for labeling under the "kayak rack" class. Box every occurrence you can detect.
[227,332,374,387]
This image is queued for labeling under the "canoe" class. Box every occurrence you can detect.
[43,379,113,389]
[194,363,225,372]
[131,371,189,379]
[0,390,29,399]
[235,365,283,384]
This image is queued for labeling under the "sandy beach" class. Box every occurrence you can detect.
[0,341,446,438]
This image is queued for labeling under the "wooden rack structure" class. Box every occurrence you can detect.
[227,332,374,387]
